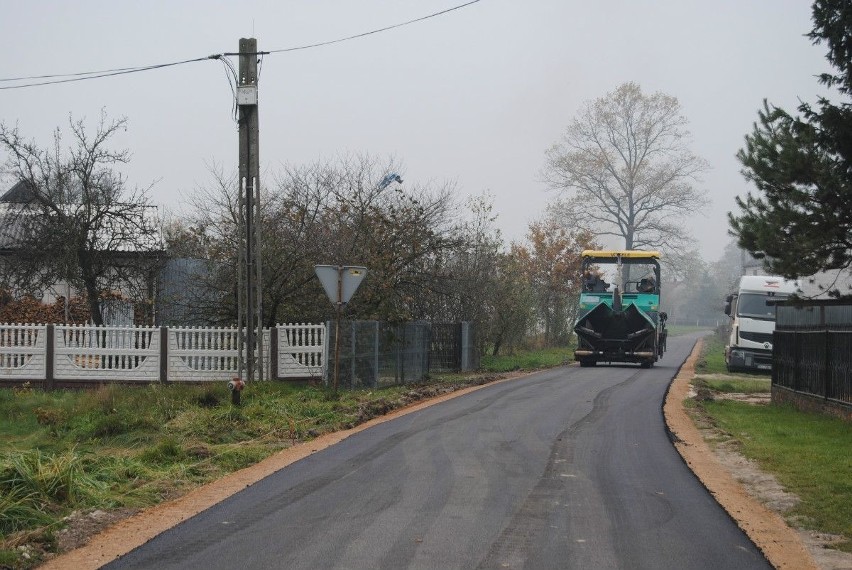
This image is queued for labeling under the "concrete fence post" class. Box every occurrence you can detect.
[159,326,169,383]
[45,324,55,390]
[460,321,471,372]
[824,328,831,401]
[270,326,279,381]
[323,321,331,387]
[373,321,379,389]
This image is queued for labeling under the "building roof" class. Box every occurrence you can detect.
[0,200,164,254]
[0,181,36,203]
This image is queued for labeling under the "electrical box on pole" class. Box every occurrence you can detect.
[237,85,258,106]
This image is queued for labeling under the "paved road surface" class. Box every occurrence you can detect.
[106,333,771,569]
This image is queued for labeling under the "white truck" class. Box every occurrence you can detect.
[723,275,799,372]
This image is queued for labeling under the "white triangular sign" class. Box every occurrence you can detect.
[314,265,368,305]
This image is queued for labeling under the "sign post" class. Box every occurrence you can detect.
[314,265,367,391]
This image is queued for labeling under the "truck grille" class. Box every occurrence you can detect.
[740,331,773,344]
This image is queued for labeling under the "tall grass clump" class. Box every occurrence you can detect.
[0,486,53,535]
[0,448,100,505]
[0,448,108,543]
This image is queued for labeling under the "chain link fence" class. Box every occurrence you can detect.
[325,321,478,389]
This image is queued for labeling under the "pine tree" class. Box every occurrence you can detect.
[729,0,852,295]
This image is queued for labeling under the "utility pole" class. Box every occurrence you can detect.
[237,37,263,383]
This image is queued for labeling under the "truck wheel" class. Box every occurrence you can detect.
[640,360,653,369]
[579,358,596,367]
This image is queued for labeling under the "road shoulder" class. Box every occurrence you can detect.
[664,339,818,570]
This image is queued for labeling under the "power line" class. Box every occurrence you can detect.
[0,1,483,91]
[1,66,142,82]
[0,56,218,90]
[265,0,482,54]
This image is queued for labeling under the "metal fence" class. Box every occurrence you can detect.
[429,322,479,372]
[773,303,852,408]
[326,320,478,389]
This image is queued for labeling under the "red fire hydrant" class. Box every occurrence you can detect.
[228,378,245,405]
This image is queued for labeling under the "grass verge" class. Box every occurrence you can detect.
[666,325,710,336]
[701,400,852,551]
[693,336,852,552]
[480,346,572,372]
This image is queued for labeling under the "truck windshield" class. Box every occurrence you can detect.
[737,293,788,319]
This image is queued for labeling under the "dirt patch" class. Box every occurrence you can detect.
[55,509,140,553]
[714,392,772,405]
[666,340,852,570]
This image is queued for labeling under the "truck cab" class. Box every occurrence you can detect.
[724,275,799,372]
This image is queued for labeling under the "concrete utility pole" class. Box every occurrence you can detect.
[237,37,263,383]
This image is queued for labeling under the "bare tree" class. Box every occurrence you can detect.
[428,194,512,344]
[543,82,709,252]
[179,154,462,325]
[0,113,162,324]
[284,154,462,322]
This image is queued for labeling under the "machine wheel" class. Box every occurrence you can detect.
[579,358,597,367]
[640,359,653,369]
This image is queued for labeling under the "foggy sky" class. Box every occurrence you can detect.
[0,0,832,262]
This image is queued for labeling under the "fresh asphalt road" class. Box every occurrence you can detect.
[106,333,771,570]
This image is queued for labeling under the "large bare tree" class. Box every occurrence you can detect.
[0,113,162,324]
[543,82,709,252]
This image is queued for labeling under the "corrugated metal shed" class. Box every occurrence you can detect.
[157,258,222,326]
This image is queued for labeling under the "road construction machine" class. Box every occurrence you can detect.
[574,250,667,368]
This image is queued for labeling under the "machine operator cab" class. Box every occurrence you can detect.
[575,250,668,368]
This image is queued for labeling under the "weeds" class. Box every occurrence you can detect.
[139,438,186,465]
[0,447,109,544]
[0,449,98,505]
[0,488,53,535]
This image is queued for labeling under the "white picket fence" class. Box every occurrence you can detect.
[0,323,325,383]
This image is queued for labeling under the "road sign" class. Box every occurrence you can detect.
[314,265,368,306]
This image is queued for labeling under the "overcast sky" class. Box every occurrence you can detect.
[0,0,833,263]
